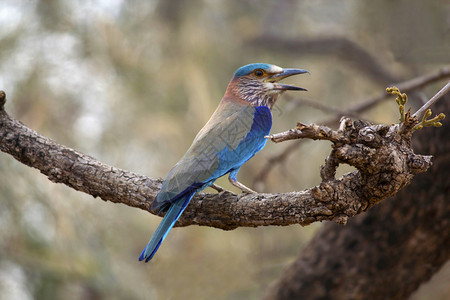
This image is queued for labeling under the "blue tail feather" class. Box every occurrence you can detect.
[139,194,193,262]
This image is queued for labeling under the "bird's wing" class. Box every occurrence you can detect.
[152,103,272,211]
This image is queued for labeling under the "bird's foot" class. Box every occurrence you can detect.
[210,183,227,193]
[228,178,257,194]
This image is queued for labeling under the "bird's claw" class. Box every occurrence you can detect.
[242,189,257,194]
[228,177,257,194]
[210,183,227,193]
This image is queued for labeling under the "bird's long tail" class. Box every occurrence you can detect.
[139,194,193,262]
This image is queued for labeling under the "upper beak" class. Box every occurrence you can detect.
[269,68,309,91]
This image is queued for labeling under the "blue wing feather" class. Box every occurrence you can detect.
[139,193,193,262]
[141,102,272,262]
[216,106,271,175]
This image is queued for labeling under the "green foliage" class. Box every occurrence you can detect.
[387,86,446,132]
[412,109,445,132]
[386,86,408,122]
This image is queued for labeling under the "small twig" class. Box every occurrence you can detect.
[413,81,450,119]
[349,66,450,116]
[248,36,399,85]
[266,122,346,144]
[285,95,366,120]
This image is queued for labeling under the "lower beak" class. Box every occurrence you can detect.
[270,68,309,91]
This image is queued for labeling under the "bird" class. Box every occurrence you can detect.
[139,63,308,262]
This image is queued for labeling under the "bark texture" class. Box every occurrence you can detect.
[263,97,450,300]
[0,91,432,231]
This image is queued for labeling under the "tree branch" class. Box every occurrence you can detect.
[263,96,450,300]
[345,66,450,117]
[0,90,434,230]
[283,94,368,120]
[248,36,399,85]
[413,81,450,119]
[0,99,161,211]
[254,66,450,188]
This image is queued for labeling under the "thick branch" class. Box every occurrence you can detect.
[0,91,433,230]
[0,104,161,211]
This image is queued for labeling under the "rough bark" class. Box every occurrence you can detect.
[254,67,450,188]
[0,90,433,231]
[263,97,450,300]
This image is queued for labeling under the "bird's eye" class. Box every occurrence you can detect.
[254,69,264,77]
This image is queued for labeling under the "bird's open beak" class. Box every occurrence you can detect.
[268,68,309,91]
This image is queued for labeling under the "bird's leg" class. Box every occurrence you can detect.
[229,177,257,194]
[210,183,226,193]
[228,169,257,194]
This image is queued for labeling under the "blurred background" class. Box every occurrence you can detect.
[0,1,449,299]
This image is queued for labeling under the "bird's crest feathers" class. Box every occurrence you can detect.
[233,63,283,78]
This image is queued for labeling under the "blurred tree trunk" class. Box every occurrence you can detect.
[264,97,450,300]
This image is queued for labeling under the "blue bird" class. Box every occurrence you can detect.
[139,63,308,262]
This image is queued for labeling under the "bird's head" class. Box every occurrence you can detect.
[227,63,309,109]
